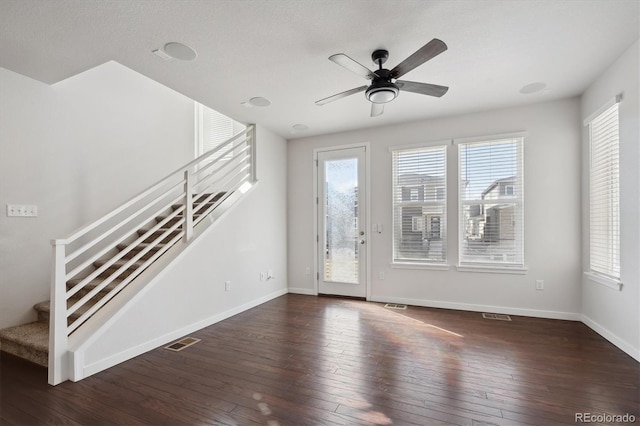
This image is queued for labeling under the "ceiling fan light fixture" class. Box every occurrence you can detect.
[366,81,399,104]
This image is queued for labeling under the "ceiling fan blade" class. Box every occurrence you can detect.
[390,39,448,79]
[315,85,368,106]
[329,54,379,80]
[371,103,384,117]
[396,80,449,97]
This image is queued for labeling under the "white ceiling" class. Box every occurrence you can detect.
[1,0,638,138]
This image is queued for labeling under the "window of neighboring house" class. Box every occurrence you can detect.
[412,216,424,232]
[586,99,621,285]
[504,185,514,196]
[458,136,524,269]
[392,144,447,264]
[194,102,244,161]
[409,188,419,201]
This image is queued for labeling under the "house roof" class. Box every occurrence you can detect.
[0,0,638,139]
[482,176,516,197]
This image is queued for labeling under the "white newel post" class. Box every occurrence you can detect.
[184,168,194,242]
[49,240,69,385]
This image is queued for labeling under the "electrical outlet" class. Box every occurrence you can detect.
[379,272,385,280]
[267,270,274,280]
[260,272,266,281]
[225,281,231,291]
[536,280,544,290]
[305,267,311,275]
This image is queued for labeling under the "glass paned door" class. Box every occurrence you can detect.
[317,147,366,297]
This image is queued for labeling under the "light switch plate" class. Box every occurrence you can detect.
[7,204,38,217]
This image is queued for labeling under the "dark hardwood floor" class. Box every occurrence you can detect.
[1,294,638,425]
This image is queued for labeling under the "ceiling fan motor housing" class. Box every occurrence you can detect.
[366,68,399,103]
[371,49,389,66]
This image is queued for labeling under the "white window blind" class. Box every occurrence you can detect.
[458,137,524,267]
[195,102,243,161]
[392,145,447,264]
[588,102,620,280]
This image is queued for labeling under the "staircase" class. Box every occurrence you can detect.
[0,125,256,384]
[0,193,225,367]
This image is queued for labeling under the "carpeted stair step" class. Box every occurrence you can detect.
[67,276,125,298]
[0,321,48,367]
[138,228,182,244]
[34,292,97,324]
[194,192,225,204]
[170,192,226,212]
[93,257,146,271]
[117,242,165,260]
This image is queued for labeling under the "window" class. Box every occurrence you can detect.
[504,185,514,196]
[458,136,524,268]
[194,102,244,161]
[587,100,620,282]
[392,144,447,264]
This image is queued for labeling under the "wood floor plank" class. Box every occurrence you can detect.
[2,294,638,425]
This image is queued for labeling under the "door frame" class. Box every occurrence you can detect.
[312,142,371,300]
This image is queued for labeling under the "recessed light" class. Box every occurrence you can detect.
[292,124,309,132]
[163,42,197,61]
[519,82,547,94]
[248,97,272,107]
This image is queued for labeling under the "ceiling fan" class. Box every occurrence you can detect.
[315,39,449,117]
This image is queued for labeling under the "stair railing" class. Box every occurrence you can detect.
[48,124,256,385]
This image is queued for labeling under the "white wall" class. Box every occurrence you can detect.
[0,62,194,328]
[580,40,639,360]
[288,98,582,319]
[80,125,288,376]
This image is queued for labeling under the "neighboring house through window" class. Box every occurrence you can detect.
[457,135,524,269]
[392,144,447,264]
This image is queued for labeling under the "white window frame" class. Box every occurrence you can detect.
[390,142,448,266]
[584,95,622,290]
[455,133,526,273]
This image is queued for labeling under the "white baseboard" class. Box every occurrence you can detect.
[78,288,288,380]
[287,287,316,296]
[368,295,582,321]
[581,314,640,362]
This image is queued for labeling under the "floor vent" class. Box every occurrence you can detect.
[385,303,407,310]
[482,313,512,321]
[164,337,201,351]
